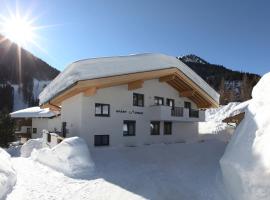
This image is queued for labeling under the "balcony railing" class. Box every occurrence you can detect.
[171,107,184,117]
[189,109,199,118]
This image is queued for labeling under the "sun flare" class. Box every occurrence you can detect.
[0,9,39,48]
[3,16,34,46]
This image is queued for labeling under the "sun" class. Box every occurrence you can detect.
[3,16,34,46]
[0,13,36,47]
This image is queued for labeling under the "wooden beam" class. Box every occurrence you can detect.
[128,80,144,90]
[83,87,97,96]
[41,103,61,111]
[159,75,175,82]
[179,90,195,97]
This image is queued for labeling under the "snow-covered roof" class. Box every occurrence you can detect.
[10,107,59,118]
[39,53,219,105]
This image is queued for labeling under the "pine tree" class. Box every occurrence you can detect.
[240,73,252,101]
[219,78,226,105]
[0,110,15,147]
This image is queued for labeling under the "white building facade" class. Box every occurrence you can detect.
[61,79,205,148]
[39,53,220,148]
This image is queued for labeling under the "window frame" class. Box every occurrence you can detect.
[154,96,164,106]
[32,128,37,134]
[94,135,110,146]
[133,93,144,107]
[166,98,175,107]
[95,103,110,117]
[150,121,160,135]
[164,121,172,135]
[123,120,136,136]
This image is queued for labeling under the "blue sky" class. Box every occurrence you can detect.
[0,0,269,75]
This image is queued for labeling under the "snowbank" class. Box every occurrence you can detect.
[220,72,270,200]
[0,148,16,200]
[21,138,43,157]
[31,137,94,178]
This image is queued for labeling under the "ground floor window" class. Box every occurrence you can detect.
[94,135,110,146]
[32,128,37,134]
[164,121,172,135]
[150,121,160,135]
[123,120,136,136]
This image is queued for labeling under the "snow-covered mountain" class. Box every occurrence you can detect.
[0,34,59,112]
[180,54,209,65]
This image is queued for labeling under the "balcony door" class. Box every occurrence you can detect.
[184,102,191,116]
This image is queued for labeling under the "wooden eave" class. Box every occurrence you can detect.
[41,67,219,110]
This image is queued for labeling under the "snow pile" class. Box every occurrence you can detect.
[21,138,43,157]
[220,72,270,200]
[205,102,240,122]
[10,106,58,118]
[0,148,16,200]
[31,137,94,178]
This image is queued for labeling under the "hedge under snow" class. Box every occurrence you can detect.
[20,138,43,158]
[0,148,16,200]
[220,72,270,200]
[31,137,94,178]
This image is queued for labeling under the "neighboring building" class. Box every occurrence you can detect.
[39,53,220,148]
[10,107,61,143]
[222,100,250,125]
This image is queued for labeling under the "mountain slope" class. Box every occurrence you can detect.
[178,54,261,104]
[0,34,60,112]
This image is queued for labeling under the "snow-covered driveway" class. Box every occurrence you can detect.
[6,140,227,200]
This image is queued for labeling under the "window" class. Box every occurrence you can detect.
[133,93,144,107]
[166,98,175,107]
[32,128,37,134]
[150,121,160,135]
[94,135,110,146]
[164,122,172,135]
[123,120,136,136]
[154,96,164,105]
[95,103,110,117]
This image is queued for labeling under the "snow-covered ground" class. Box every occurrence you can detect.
[6,140,227,200]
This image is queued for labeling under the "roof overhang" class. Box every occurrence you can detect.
[41,67,219,110]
